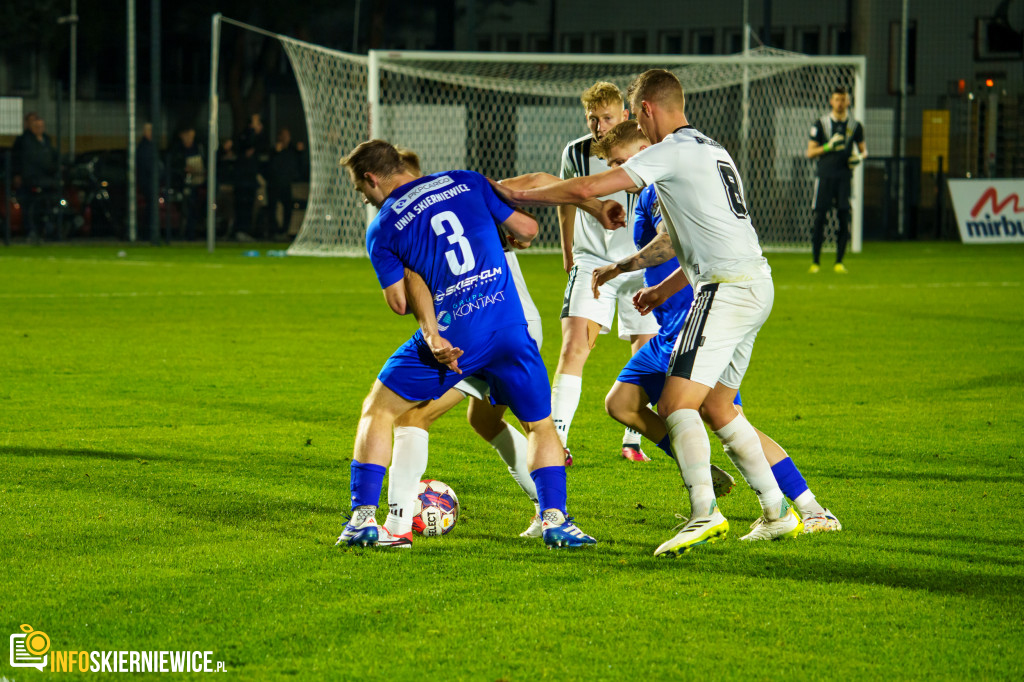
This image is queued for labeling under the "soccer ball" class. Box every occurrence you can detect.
[412,479,460,536]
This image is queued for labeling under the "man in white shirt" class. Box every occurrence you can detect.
[553,82,659,465]
[497,69,804,557]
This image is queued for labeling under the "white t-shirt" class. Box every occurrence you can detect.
[560,133,637,263]
[504,250,540,324]
[621,126,771,287]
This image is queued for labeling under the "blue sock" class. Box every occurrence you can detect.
[771,458,809,501]
[350,461,386,510]
[656,435,673,459]
[529,466,567,515]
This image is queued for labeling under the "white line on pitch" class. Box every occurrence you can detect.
[777,281,1021,291]
[0,290,346,299]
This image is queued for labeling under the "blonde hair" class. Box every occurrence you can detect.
[581,81,624,112]
[395,147,422,176]
[592,121,649,159]
[627,69,685,113]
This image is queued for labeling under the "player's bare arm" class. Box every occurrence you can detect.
[590,232,676,298]
[493,174,625,233]
[501,204,540,248]
[382,279,409,315]
[403,269,463,374]
[557,204,576,273]
[507,166,639,208]
[632,267,689,315]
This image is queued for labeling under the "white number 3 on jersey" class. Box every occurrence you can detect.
[717,161,749,219]
[431,211,476,275]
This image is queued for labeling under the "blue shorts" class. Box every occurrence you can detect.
[378,324,552,423]
[617,333,742,407]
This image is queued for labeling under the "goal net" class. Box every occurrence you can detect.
[210,20,865,256]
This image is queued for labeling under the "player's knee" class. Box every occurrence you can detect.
[604,389,624,422]
[702,399,739,430]
[395,410,431,430]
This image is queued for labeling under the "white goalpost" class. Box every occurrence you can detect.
[208,18,866,257]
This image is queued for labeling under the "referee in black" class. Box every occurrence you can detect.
[806,86,866,274]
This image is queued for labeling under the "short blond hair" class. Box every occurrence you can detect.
[627,69,685,113]
[581,81,624,112]
[395,147,421,176]
[592,121,648,159]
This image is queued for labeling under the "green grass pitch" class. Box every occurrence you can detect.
[1,242,1022,680]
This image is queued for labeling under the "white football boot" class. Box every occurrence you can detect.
[740,503,803,541]
[654,506,729,557]
[519,514,543,538]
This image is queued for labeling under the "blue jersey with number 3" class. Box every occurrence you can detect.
[634,185,691,334]
[366,170,526,344]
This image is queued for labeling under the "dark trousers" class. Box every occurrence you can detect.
[268,184,293,237]
[182,186,203,240]
[811,176,852,264]
[233,186,256,237]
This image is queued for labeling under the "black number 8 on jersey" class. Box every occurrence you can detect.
[717,160,749,219]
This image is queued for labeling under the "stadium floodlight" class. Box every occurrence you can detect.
[209,17,865,257]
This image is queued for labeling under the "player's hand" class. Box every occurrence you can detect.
[562,248,574,274]
[505,229,531,250]
[591,264,620,298]
[488,177,519,206]
[424,332,463,374]
[633,286,667,315]
[596,200,626,230]
[824,132,845,152]
[848,148,862,168]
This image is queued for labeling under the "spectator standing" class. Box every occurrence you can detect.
[265,127,305,239]
[136,122,158,237]
[168,126,205,240]
[233,113,269,239]
[12,113,58,240]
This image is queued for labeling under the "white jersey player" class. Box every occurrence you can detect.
[499,69,806,556]
[553,82,659,466]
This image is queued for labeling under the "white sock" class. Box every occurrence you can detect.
[622,427,642,447]
[489,423,539,505]
[386,426,429,535]
[793,489,825,517]
[714,415,786,519]
[665,409,716,517]
[551,374,583,448]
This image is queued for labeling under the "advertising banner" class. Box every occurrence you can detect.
[948,179,1024,244]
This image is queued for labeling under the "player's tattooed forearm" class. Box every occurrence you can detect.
[618,233,675,271]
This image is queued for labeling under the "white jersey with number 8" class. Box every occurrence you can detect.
[621,126,771,288]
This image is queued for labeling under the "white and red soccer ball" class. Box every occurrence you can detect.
[412,479,460,536]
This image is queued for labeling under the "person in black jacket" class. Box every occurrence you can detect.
[233,113,269,239]
[12,112,59,240]
[265,127,306,238]
[167,126,205,240]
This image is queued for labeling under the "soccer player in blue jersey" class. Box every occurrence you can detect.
[590,122,841,534]
[335,139,596,549]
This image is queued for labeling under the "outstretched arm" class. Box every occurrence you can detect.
[501,172,625,229]
[503,167,640,207]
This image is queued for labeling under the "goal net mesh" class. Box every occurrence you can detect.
[277,40,861,256]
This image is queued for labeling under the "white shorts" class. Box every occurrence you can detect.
[667,279,774,389]
[561,259,660,341]
[454,317,543,400]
